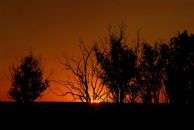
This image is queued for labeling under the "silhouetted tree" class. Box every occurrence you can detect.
[58,42,107,102]
[94,25,137,103]
[138,43,163,103]
[9,51,49,102]
[163,31,194,104]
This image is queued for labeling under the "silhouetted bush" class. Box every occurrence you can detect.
[9,51,49,102]
[94,25,137,103]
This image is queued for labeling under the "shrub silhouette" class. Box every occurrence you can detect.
[94,26,137,103]
[9,51,49,102]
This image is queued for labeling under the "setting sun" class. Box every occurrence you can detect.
[90,99,101,103]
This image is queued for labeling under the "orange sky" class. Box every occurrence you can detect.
[0,0,194,101]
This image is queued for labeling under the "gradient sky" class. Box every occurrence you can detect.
[1,0,194,101]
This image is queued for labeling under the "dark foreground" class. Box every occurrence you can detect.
[0,102,193,129]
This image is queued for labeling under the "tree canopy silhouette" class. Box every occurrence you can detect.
[94,25,137,103]
[56,29,194,104]
[162,31,194,104]
[9,51,49,102]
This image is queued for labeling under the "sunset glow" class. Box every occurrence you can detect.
[0,0,194,102]
[91,99,101,103]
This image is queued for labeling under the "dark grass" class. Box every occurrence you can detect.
[0,102,193,129]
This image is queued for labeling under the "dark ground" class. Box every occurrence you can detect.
[0,102,193,130]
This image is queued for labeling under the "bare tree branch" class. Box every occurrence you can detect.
[55,42,108,102]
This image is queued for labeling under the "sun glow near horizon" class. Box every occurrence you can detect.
[90,99,102,103]
[1,0,194,102]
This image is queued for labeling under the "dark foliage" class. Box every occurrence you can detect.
[8,52,49,102]
[162,31,194,104]
[138,43,163,103]
[94,28,194,104]
[94,26,137,103]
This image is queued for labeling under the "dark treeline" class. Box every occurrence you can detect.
[7,25,194,104]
